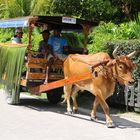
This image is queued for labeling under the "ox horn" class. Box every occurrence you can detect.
[127,50,136,58]
[112,46,119,58]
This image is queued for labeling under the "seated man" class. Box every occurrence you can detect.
[12,27,23,44]
[38,29,53,58]
[48,27,68,61]
[38,29,53,83]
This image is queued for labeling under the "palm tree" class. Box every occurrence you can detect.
[30,0,51,15]
[0,0,51,19]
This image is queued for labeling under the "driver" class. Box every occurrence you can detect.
[48,27,68,61]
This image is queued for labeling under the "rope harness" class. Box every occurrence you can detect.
[69,55,131,83]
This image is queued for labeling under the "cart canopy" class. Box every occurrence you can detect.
[0,17,30,28]
[0,16,98,31]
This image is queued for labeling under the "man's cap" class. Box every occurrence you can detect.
[41,29,50,35]
[15,27,23,33]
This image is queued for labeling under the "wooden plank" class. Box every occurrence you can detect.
[29,51,46,55]
[28,57,47,64]
[27,73,46,80]
[26,63,47,69]
[51,65,63,69]
[29,73,92,93]
[49,74,64,80]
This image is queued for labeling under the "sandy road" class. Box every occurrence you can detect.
[0,90,140,140]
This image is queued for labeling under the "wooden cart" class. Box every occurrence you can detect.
[0,16,98,104]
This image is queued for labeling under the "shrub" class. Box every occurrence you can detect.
[88,20,140,54]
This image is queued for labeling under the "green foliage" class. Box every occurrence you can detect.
[49,0,140,22]
[80,0,118,21]
[111,0,140,21]
[30,0,51,15]
[50,0,118,21]
[0,45,26,94]
[0,0,51,18]
[50,0,82,17]
[62,32,84,48]
[31,34,42,51]
[0,0,140,23]
[88,19,140,53]
[0,0,24,18]
[88,22,118,53]
[0,29,14,42]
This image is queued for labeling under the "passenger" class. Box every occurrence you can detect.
[48,27,68,61]
[38,29,53,59]
[38,29,50,53]
[38,29,53,84]
[12,27,23,44]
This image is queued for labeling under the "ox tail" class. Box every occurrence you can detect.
[61,86,72,104]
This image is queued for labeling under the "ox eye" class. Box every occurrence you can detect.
[119,65,123,69]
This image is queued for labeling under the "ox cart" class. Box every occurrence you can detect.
[0,16,98,105]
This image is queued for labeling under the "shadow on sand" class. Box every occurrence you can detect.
[19,96,140,130]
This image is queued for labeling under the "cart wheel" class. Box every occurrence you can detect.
[20,85,27,92]
[47,88,63,104]
[4,86,20,105]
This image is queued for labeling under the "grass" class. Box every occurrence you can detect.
[0,84,3,89]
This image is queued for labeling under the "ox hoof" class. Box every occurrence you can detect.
[67,111,73,115]
[90,116,97,121]
[73,109,78,114]
[106,122,116,128]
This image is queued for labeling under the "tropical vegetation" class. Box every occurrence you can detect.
[0,0,140,106]
[0,0,140,68]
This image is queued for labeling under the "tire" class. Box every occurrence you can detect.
[4,86,20,105]
[20,85,27,92]
[47,88,63,104]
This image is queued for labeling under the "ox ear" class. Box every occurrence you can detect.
[106,59,116,67]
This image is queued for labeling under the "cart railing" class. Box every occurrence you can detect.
[125,79,140,111]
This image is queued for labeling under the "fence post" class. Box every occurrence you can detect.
[124,85,135,111]
[135,79,140,108]
[124,86,129,111]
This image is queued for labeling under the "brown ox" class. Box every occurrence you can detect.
[63,51,135,128]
